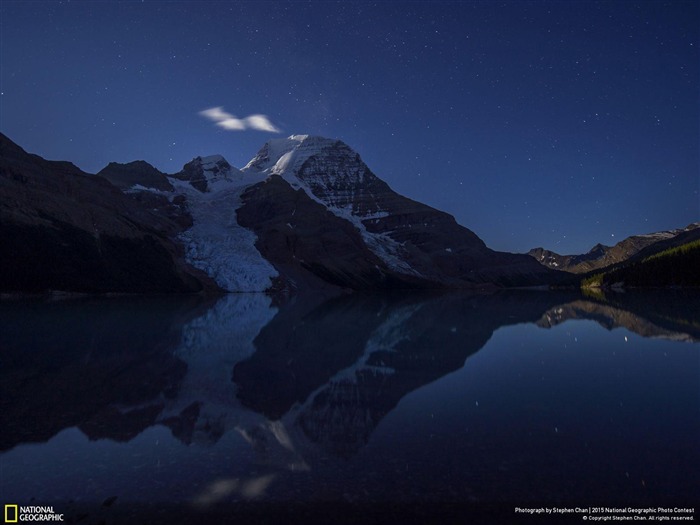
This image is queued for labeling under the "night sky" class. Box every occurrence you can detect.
[1,1,697,254]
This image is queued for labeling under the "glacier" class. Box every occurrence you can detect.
[169,160,278,292]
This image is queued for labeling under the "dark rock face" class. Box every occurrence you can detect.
[97,160,173,191]
[172,158,210,193]
[237,175,427,292]
[0,219,199,293]
[529,223,700,274]
[0,133,217,293]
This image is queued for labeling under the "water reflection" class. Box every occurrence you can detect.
[234,291,580,457]
[538,290,700,342]
[0,289,698,517]
[0,296,213,451]
[2,290,698,454]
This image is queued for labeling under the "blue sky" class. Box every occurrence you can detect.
[1,1,697,253]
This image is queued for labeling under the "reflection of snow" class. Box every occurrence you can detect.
[160,294,278,443]
[334,303,422,381]
[286,303,425,458]
[160,294,310,473]
[235,420,309,472]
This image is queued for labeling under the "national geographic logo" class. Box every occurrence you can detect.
[4,505,63,522]
[4,505,17,523]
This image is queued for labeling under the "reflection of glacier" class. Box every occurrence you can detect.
[154,294,311,480]
[157,294,277,445]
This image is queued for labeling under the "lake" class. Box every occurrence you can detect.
[1,290,698,524]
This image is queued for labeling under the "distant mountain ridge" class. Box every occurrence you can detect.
[529,223,700,274]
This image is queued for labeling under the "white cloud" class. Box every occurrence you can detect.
[199,106,281,133]
[244,114,281,132]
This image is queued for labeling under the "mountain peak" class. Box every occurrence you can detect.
[243,134,341,175]
[190,154,231,172]
[174,154,241,192]
[588,243,609,254]
[98,160,173,191]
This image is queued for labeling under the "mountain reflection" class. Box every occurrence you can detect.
[0,295,215,451]
[234,291,577,457]
[538,289,700,342]
[1,289,697,457]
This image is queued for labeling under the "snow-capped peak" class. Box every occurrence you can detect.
[193,154,238,181]
[199,154,226,167]
[171,154,245,192]
[242,135,338,177]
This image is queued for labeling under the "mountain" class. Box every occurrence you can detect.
[581,238,700,289]
[0,133,216,293]
[529,222,700,274]
[181,135,559,292]
[1,133,559,294]
[97,160,173,191]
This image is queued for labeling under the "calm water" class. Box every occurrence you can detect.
[1,290,698,524]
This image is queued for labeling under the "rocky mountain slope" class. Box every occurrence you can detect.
[0,133,216,293]
[1,133,560,294]
[175,135,559,292]
[529,222,700,274]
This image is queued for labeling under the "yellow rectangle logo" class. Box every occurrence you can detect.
[4,504,18,523]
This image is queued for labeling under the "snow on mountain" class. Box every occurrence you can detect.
[243,135,420,276]
[198,155,241,183]
[634,222,699,240]
[243,135,367,198]
[243,135,311,175]
[169,156,278,292]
